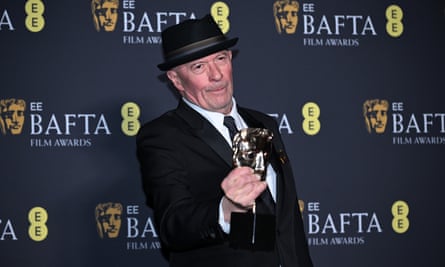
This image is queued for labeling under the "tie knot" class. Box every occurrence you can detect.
[224,116,238,140]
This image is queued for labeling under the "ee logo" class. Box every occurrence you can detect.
[25,0,45,32]
[391,200,409,234]
[386,5,404,38]
[28,207,48,241]
[211,1,230,34]
[302,102,321,135]
[121,102,141,136]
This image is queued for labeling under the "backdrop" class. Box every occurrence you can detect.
[1,0,444,266]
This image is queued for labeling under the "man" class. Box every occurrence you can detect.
[137,14,313,267]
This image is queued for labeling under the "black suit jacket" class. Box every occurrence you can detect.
[136,100,313,267]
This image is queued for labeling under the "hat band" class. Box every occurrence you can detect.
[165,35,226,60]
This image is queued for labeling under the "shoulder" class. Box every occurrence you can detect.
[136,101,204,145]
[238,106,286,149]
[136,109,182,142]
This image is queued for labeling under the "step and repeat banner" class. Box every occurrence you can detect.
[1,0,444,266]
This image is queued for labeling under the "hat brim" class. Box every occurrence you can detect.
[157,37,238,71]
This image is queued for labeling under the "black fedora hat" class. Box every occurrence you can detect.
[157,14,238,71]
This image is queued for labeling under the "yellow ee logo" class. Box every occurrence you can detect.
[391,200,409,234]
[386,5,403,38]
[211,1,230,34]
[25,0,45,32]
[121,102,141,136]
[302,102,320,135]
[28,207,48,241]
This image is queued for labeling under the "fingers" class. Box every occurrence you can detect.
[221,167,267,210]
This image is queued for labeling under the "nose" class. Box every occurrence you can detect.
[109,216,116,226]
[207,62,222,81]
[376,111,383,122]
[106,9,112,19]
[286,13,292,21]
[12,111,18,122]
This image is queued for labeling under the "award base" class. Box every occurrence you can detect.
[229,212,275,251]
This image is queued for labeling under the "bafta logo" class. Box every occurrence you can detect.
[95,202,123,239]
[273,0,299,34]
[91,0,119,32]
[0,98,26,135]
[363,99,389,134]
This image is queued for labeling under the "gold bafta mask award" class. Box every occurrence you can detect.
[229,128,276,251]
[232,128,273,180]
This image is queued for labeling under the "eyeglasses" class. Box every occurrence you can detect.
[184,51,231,75]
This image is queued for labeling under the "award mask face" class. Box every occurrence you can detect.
[232,128,273,180]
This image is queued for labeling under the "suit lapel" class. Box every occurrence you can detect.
[238,108,264,128]
[174,100,233,167]
[174,102,287,209]
[198,123,233,167]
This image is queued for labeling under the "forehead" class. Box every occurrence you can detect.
[283,4,298,11]
[7,104,24,110]
[102,2,117,7]
[105,207,121,213]
[182,50,229,66]
[372,104,387,110]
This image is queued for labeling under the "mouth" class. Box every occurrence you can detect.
[207,82,228,93]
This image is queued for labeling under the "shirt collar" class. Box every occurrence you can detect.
[182,97,244,129]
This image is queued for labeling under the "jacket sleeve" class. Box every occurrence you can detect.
[136,118,228,251]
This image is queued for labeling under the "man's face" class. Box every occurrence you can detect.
[278,4,298,34]
[96,1,118,31]
[3,103,25,134]
[100,207,121,238]
[167,50,234,114]
[368,104,388,133]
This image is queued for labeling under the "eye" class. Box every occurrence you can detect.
[215,54,229,65]
[217,54,227,61]
[101,214,111,222]
[190,63,206,74]
[97,8,106,16]
[242,151,255,160]
[4,111,13,119]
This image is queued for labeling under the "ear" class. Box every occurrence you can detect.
[166,70,184,92]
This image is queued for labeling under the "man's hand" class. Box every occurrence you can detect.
[220,167,267,222]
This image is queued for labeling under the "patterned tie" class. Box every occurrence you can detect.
[224,116,238,140]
